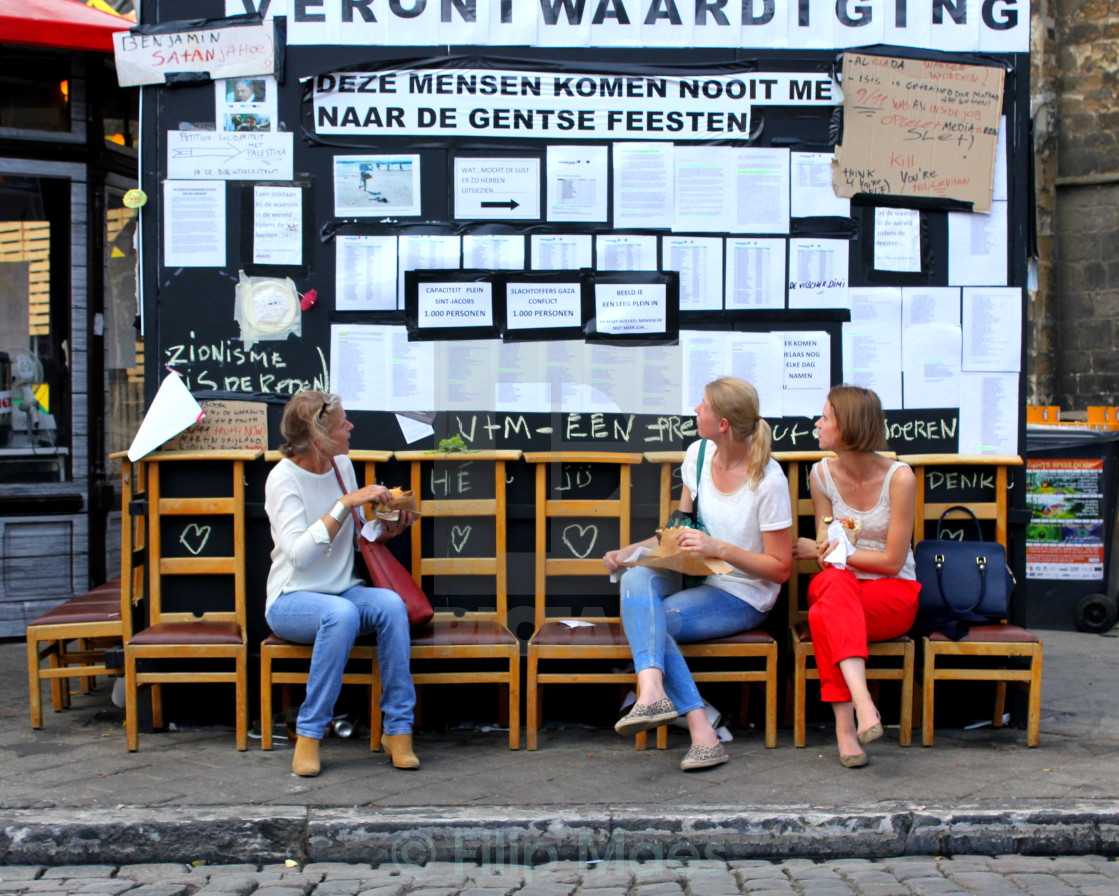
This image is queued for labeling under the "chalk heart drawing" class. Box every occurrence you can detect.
[179,523,212,556]
[450,525,471,553]
[562,524,598,559]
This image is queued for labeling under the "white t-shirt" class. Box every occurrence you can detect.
[264,455,361,612]
[680,439,793,612]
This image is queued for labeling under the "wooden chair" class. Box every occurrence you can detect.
[26,453,145,727]
[123,449,261,751]
[784,451,916,748]
[524,451,645,751]
[642,451,779,749]
[393,449,523,750]
[259,450,391,752]
[901,454,1042,747]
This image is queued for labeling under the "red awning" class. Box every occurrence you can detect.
[0,0,132,53]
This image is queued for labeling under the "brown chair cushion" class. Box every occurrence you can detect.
[690,628,775,646]
[530,620,628,647]
[793,620,911,645]
[130,622,243,645]
[928,624,1039,643]
[29,602,121,626]
[410,618,517,646]
[263,632,378,647]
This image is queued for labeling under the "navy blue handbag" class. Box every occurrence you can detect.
[914,505,1014,639]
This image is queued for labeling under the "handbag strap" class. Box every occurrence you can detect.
[936,504,983,542]
[693,440,707,530]
[329,458,367,533]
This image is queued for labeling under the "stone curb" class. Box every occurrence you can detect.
[4,805,1119,866]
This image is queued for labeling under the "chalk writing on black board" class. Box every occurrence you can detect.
[179,523,212,556]
[562,523,599,559]
[926,470,995,492]
[450,525,471,553]
[557,466,593,492]
[430,465,474,498]
[164,337,328,395]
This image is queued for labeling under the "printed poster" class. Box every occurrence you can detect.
[1026,459,1105,580]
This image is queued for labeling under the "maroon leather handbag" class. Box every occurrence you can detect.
[331,460,434,629]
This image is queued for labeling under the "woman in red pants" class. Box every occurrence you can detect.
[793,385,920,768]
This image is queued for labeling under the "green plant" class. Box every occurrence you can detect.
[434,433,472,453]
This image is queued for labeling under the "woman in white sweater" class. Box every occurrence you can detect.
[265,390,417,777]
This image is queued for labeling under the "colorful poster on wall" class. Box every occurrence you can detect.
[1026,459,1106,580]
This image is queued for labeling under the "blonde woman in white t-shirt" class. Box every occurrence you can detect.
[265,391,417,778]
[603,377,792,771]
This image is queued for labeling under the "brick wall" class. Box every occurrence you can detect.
[1040,0,1119,407]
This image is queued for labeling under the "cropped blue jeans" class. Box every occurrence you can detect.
[619,566,767,715]
[266,584,415,739]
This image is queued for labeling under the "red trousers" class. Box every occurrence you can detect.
[807,567,921,703]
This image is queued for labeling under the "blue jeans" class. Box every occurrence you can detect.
[620,566,768,715]
[266,584,415,739]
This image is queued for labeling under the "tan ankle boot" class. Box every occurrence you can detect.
[292,735,321,777]
[382,733,420,769]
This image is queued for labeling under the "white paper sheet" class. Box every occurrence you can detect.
[546,145,608,222]
[902,323,962,409]
[673,146,731,232]
[506,281,582,330]
[595,234,657,271]
[397,234,461,300]
[594,283,667,335]
[253,186,302,266]
[417,282,493,330]
[396,413,435,444]
[962,286,1022,372]
[437,340,499,409]
[662,236,723,310]
[873,207,921,273]
[635,343,684,415]
[902,286,961,328]
[731,147,791,234]
[779,330,832,417]
[725,238,787,310]
[463,234,526,270]
[495,341,550,412]
[530,234,593,270]
[167,131,293,181]
[163,180,225,268]
[612,142,673,230]
[958,371,1019,454]
[948,200,1008,285]
[729,332,785,419]
[329,324,436,412]
[127,370,206,461]
[335,235,398,311]
[791,152,850,218]
[843,287,902,409]
[788,238,849,309]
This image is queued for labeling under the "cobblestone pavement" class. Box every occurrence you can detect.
[3,857,1119,896]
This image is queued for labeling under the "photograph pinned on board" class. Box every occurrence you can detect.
[216,75,277,132]
[333,155,421,217]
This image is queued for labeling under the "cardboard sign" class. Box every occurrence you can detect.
[832,53,1004,213]
[163,399,267,451]
[113,20,276,87]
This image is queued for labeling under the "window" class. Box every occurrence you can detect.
[0,175,71,483]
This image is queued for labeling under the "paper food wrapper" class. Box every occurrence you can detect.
[374,488,421,521]
[620,526,733,577]
[823,517,861,568]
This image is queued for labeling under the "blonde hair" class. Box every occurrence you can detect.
[704,376,772,487]
[278,390,342,459]
[827,384,887,453]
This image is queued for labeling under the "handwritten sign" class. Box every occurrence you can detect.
[163,399,267,451]
[113,21,276,87]
[167,131,293,181]
[832,53,1004,213]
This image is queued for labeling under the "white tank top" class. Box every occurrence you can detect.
[812,458,916,581]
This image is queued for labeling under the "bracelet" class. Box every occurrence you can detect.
[327,501,349,524]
